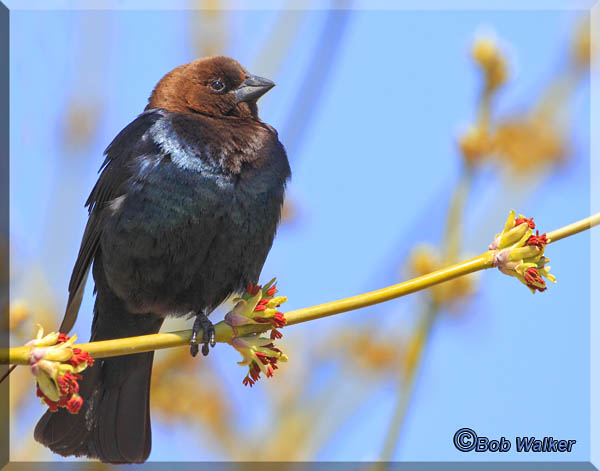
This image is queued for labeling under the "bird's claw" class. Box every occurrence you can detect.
[190,312,216,357]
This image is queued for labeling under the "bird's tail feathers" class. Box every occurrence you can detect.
[34,290,164,463]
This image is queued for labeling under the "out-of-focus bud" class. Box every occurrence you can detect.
[280,197,297,224]
[572,23,592,69]
[493,116,565,172]
[472,36,499,68]
[9,301,30,331]
[458,125,492,165]
[408,245,477,307]
[409,245,438,277]
[472,36,508,93]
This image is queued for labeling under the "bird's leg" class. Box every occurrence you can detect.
[190,311,216,357]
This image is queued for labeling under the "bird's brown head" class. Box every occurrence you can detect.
[146,56,274,120]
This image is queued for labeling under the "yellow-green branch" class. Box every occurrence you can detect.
[545,212,599,243]
[3,212,599,365]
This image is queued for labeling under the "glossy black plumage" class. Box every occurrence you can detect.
[34,57,290,463]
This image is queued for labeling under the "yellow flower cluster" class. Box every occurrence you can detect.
[231,335,288,387]
[489,210,556,293]
[27,325,94,413]
[224,279,287,336]
[225,280,289,386]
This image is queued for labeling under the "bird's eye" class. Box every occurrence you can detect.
[209,79,226,92]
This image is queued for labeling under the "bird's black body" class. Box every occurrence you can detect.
[34,62,290,463]
[96,109,288,315]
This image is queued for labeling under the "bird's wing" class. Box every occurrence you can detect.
[59,109,166,333]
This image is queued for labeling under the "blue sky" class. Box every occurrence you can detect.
[8,3,593,463]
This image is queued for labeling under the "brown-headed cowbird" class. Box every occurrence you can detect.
[34,57,290,463]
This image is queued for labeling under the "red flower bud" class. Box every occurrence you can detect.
[68,348,95,367]
[526,231,548,249]
[246,283,260,295]
[57,370,81,396]
[270,329,282,340]
[515,217,535,229]
[272,312,286,328]
[524,267,547,292]
[66,394,83,414]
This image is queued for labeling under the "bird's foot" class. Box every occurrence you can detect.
[190,312,216,357]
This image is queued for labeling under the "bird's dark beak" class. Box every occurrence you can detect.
[231,74,275,104]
